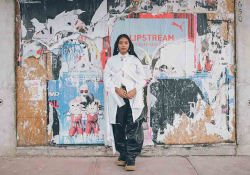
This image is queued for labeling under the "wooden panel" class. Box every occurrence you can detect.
[16,79,47,103]
[17,117,47,146]
[46,53,53,80]
[17,101,47,118]
[224,0,235,13]
[16,55,50,146]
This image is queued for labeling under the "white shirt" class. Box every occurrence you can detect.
[104,52,146,123]
[103,52,146,153]
[107,52,132,89]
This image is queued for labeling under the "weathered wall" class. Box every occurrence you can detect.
[16,0,236,149]
[0,0,16,156]
[236,0,250,156]
[2,0,250,157]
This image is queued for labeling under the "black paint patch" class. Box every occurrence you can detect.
[150,79,206,143]
[52,53,62,80]
[52,107,60,137]
[197,14,209,36]
[47,103,60,138]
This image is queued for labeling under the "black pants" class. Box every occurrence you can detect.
[112,98,144,159]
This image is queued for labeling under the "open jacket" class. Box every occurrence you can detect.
[103,53,146,153]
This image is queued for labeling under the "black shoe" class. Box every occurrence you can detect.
[125,158,136,171]
[117,155,126,166]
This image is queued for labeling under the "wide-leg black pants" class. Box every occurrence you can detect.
[112,98,144,158]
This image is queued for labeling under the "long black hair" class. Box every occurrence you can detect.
[113,34,139,59]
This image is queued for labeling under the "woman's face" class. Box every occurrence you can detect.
[118,37,129,55]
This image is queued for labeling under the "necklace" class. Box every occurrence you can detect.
[121,56,125,61]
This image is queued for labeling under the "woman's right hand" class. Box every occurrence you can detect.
[115,87,127,98]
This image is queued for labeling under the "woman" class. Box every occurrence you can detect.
[104,34,146,171]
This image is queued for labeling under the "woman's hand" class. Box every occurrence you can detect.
[115,87,127,98]
[126,88,136,99]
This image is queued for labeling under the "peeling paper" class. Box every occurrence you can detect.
[47,10,85,34]
[22,42,43,60]
[31,18,45,33]
[24,80,44,101]
[18,0,235,146]
[155,40,195,77]
[21,20,27,38]
[23,121,29,130]
[91,0,108,24]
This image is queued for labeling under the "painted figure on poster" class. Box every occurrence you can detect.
[67,99,83,137]
[94,98,104,119]
[85,98,101,135]
[74,84,95,131]
[61,82,105,144]
[77,84,94,110]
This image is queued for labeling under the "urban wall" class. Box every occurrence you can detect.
[16,0,235,148]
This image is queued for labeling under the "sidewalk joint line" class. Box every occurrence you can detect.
[93,158,98,175]
[186,157,199,175]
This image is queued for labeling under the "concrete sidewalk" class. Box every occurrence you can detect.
[0,156,250,175]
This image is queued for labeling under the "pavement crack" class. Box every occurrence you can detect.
[93,158,98,175]
[186,157,199,175]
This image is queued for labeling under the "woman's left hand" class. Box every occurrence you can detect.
[126,88,136,99]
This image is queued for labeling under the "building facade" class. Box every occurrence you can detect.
[0,0,249,156]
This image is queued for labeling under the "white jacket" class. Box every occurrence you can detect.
[103,52,146,153]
